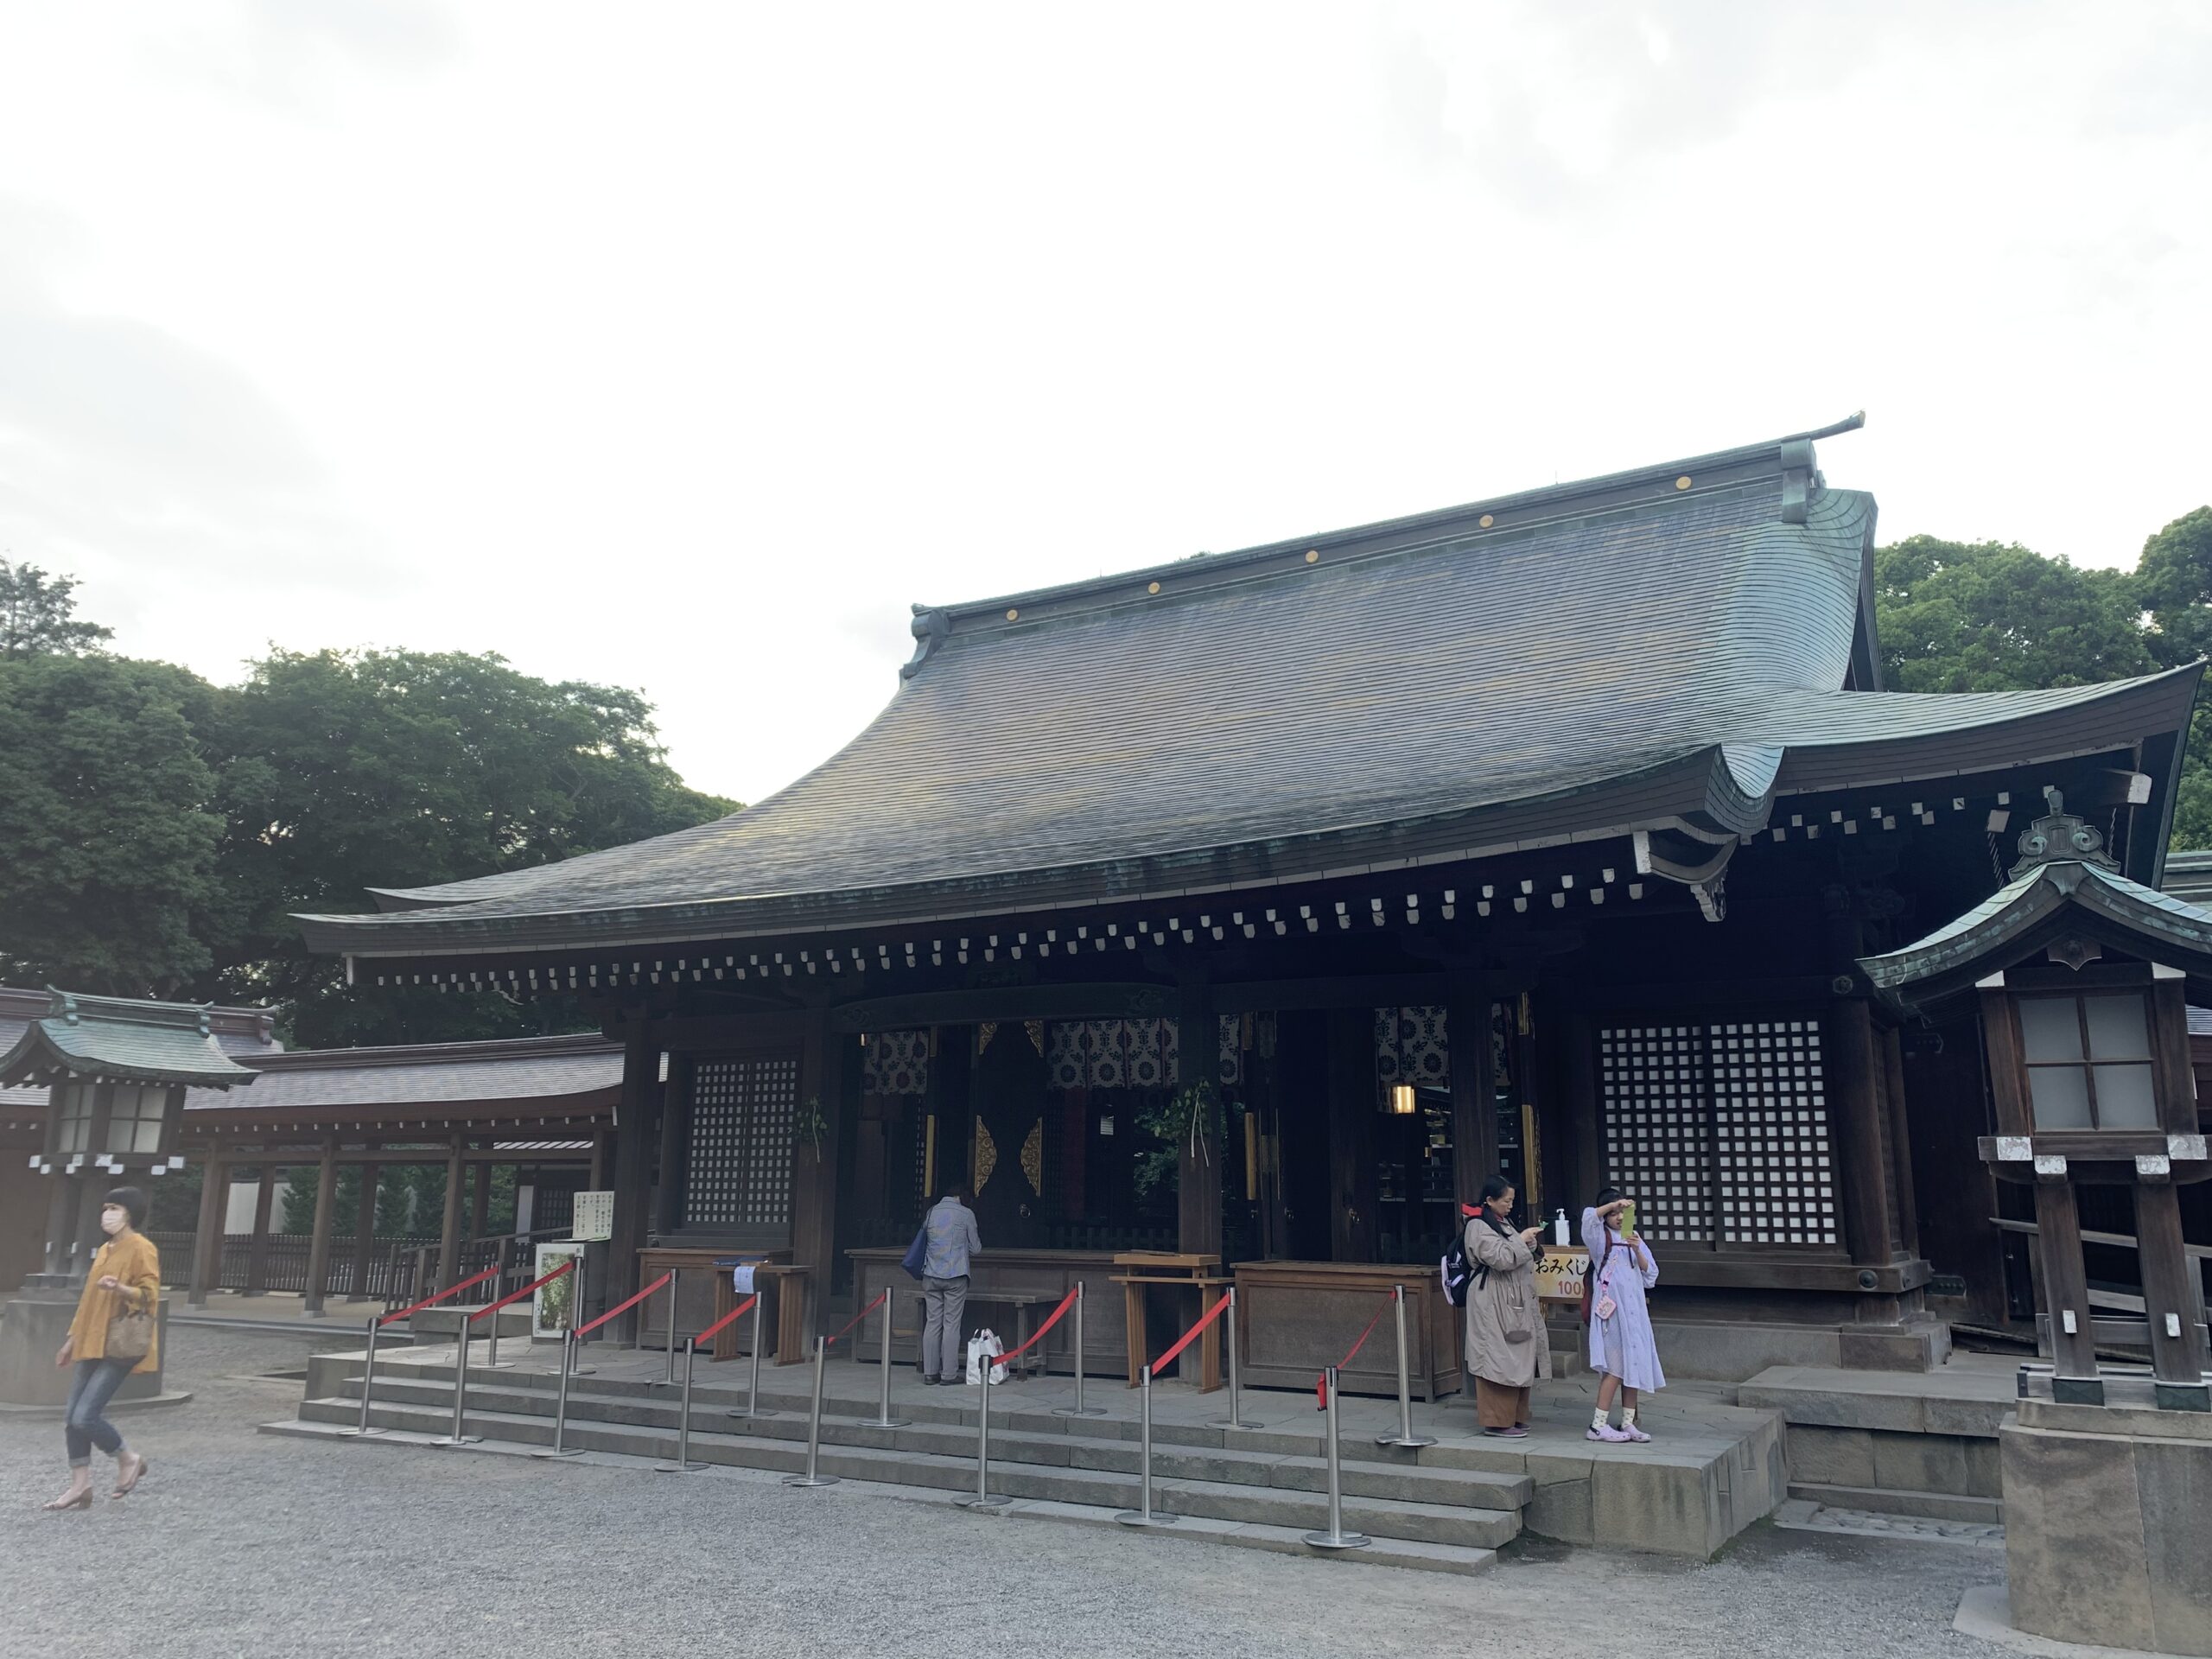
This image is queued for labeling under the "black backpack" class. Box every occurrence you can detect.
[1439,1224,1476,1307]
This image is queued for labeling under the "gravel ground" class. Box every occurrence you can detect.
[0,1326,2016,1659]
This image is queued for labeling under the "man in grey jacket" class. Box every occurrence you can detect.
[919,1188,982,1384]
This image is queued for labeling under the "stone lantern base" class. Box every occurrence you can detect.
[2000,1368,2212,1656]
[0,1288,183,1411]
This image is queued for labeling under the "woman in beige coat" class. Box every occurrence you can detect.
[1464,1175,1549,1438]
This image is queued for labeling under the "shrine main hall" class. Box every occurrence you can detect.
[297,416,2209,1389]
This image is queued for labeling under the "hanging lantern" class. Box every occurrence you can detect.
[1389,1083,1417,1116]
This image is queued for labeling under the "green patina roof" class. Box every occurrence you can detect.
[1859,859,2212,1009]
[0,990,262,1090]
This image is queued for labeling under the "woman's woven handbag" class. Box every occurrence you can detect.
[105,1300,154,1363]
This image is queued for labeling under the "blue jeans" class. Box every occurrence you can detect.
[64,1357,132,1466]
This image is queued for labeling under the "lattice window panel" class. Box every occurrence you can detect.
[1712,1021,1837,1246]
[683,1055,799,1229]
[1599,1026,1714,1243]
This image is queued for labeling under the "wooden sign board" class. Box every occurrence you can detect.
[1535,1244,1589,1303]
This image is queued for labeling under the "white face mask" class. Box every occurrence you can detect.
[99,1205,128,1236]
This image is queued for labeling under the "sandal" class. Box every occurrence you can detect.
[111,1453,149,1497]
[42,1487,92,1512]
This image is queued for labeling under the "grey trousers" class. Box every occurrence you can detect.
[921,1274,969,1379]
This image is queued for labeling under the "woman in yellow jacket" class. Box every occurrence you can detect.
[45,1185,159,1510]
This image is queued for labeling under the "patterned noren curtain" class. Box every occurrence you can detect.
[1040,1016,1244,1091]
[862,1028,931,1097]
[1374,1006,1451,1097]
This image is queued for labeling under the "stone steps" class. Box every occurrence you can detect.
[283,1359,1529,1569]
[1785,1480,2003,1525]
[261,1416,1497,1576]
[317,1370,1531,1514]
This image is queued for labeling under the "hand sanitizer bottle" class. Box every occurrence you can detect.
[1553,1209,1570,1247]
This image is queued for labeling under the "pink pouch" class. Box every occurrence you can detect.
[1595,1295,1618,1322]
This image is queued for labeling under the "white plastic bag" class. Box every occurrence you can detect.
[964,1329,1006,1385]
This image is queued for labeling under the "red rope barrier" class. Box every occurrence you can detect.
[1314,1290,1395,1408]
[467,1260,570,1323]
[1149,1290,1231,1378]
[693,1294,760,1350]
[377,1264,501,1328]
[573,1270,673,1339]
[822,1288,887,1349]
[992,1285,1079,1369]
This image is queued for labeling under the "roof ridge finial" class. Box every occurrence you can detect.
[2010,785,2119,878]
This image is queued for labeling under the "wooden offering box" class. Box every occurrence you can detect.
[1232,1261,1462,1401]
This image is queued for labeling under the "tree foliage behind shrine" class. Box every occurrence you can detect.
[1872,506,2212,845]
[0,571,736,1044]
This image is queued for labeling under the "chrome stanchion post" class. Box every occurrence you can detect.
[1303,1367,1370,1550]
[533,1330,584,1459]
[485,1240,511,1370]
[727,1294,773,1421]
[1207,1287,1263,1431]
[783,1336,839,1487]
[1376,1283,1437,1450]
[656,1338,707,1472]
[343,1316,387,1436]
[438,1319,482,1446]
[874,1293,908,1430]
[1052,1282,1108,1419]
[1115,1364,1179,1526]
[956,1356,1008,1509]
[655,1268,680,1388]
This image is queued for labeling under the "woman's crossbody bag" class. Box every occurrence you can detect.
[1579,1234,1618,1328]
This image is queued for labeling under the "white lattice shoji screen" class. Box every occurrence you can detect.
[1599,1019,1840,1250]
[683,1053,800,1230]
[1599,1026,1714,1242]
[1712,1021,1837,1246]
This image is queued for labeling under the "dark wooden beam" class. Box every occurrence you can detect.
[1325,1007,1376,1262]
[351,1162,382,1302]
[2033,1178,2100,1380]
[1177,977,1222,1259]
[245,1161,278,1296]
[188,1152,227,1306]
[1446,972,1494,1213]
[1827,998,1896,1269]
[435,1135,466,1288]
[823,982,1174,1034]
[1878,1024,1922,1259]
[789,1011,847,1287]
[605,1027,659,1340]
[302,1137,340,1315]
[2135,1179,2210,1384]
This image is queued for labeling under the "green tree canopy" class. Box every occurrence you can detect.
[206,648,737,1046]
[0,559,114,657]
[0,652,226,993]
[1873,536,2158,693]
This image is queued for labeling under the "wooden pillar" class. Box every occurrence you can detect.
[1176,980,1223,1259]
[1825,999,1894,1268]
[1446,976,1495,1214]
[605,1028,658,1342]
[244,1164,278,1295]
[790,1012,847,1281]
[302,1139,339,1317]
[188,1153,227,1305]
[2134,1179,2209,1386]
[2032,1176,2100,1381]
[435,1136,466,1288]
[1566,1009,1602,1218]
[469,1160,493,1241]
[351,1163,382,1300]
[1325,1006,1376,1262]
[656,1053,692,1233]
[1878,1025,1922,1259]
[588,1128,611,1191]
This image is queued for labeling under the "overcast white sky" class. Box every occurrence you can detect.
[0,3,2205,804]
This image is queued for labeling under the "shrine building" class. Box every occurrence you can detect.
[296,416,2209,1388]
